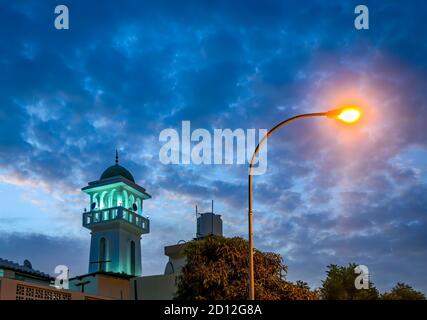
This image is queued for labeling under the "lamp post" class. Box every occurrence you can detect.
[247,107,361,300]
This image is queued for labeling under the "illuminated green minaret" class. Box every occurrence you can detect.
[82,151,151,276]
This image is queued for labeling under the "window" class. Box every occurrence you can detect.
[130,241,135,275]
[99,237,107,272]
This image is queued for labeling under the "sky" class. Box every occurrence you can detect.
[0,0,427,294]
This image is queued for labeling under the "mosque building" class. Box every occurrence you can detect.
[0,153,223,300]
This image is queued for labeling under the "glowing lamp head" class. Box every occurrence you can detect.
[327,107,361,123]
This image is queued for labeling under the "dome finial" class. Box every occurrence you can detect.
[115,149,119,165]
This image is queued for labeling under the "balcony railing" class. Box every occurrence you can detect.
[83,206,149,234]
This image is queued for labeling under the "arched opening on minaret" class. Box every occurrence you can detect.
[130,241,136,275]
[100,191,108,209]
[110,189,118,207]
[122,190,129,208]
[136,197,142,214]
[129,194,135,211]
[91,193,99,210]
[99,237,107,272]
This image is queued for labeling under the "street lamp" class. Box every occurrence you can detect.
[247,107,362,300]
[327,107,361,123]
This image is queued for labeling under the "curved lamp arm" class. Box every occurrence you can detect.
[247,112,328,300]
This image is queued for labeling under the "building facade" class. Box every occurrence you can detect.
[0,153,224,300]
[0,258,107,300]
[81,152,151,276]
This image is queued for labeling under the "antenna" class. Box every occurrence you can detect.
[211,200,214,213]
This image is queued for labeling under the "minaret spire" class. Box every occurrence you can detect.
[115,149,119,165]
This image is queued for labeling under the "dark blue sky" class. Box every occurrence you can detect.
[1,0,427,294]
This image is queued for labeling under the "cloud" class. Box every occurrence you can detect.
[0,0,426,294]
[0,233,89,277]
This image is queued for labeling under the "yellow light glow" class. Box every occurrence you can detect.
[337,108,361,123]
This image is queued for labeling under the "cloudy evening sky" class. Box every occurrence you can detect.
[1,0,427,293]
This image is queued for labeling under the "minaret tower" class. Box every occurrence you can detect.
[81,151,151,276]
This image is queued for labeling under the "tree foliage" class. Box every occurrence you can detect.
[381,282,426,300]
[320,263,379,300]
[175,235,318,300]
[173,237,425,300]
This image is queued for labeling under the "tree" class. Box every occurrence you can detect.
[320,263,379,300]
[174,235,318,300]
[295,280,311,290]
[381,283,425,300]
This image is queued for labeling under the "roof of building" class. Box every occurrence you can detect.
[100,164,135,183]
[99,151,135,183]
[82,176,151,199]
[164,242,188,259]
[69,271,136,281]
[0,258,53,280]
